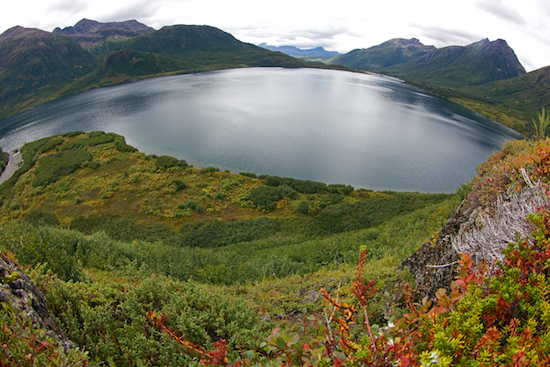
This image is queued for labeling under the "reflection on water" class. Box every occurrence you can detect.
[0,68,523,193]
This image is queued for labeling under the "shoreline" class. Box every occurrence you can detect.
[0,149,23,185]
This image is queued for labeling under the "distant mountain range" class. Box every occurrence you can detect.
[331,38,525,87]
[331,38,436,70]
[52,18,155,48]
[0,18,548,135]
[0,19,348,119]
[258,43,340,58]
[330,37,545,135]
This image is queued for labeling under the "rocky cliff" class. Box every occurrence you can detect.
[0,253,74,350]
[402,139,549,299]
[53,18,155,48]
[331,38,436,70]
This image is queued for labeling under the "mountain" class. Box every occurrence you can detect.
[330,37,535,133]
[386,38,526,87]
[3,132,550,364]
[332,38,525,88]
[53,18,155,48]
[0,22,331,119]
[0,26,96,116]
[330,38,436,69]
[462,65,550,110]
[90,25,308,68]
[258,43,340,58]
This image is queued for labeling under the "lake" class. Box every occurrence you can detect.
[0,67,524,193]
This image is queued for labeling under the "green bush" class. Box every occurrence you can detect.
[31,272,272,366]
[172,180,187,191]
[248,185,297,211]
[32,149,92,187]
[156,155,178,169]
[180,218,277,248]
[0,224,82,281]
[200,167,220,174]
[0,302,93,367]
[22,210,60,227]
[69,214,175,243]
[239,172,257,178]
[264,175,327,194]
[114,135,138,152]
[295,200,310,214]
[62,131,85,138]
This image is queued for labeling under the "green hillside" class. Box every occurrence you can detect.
[0,23,340,120]
[330,38,436,70]
[3,133,550,365]
[0,27,96,117]
[383,39,525,87]
[330,37,543,134]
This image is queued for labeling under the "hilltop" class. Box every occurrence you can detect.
[0,19,546,137]
[331,38,436,70]
[258,43,341,58]
[53,18,155,48]
[2,132,550,365]
[0,20,348,120]
[330,37,544,135]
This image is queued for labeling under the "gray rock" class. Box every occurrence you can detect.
[0,253,75,350]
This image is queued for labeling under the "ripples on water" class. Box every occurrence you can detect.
[0,68,524,193]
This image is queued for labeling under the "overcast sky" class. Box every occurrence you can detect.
[1,0,549,72]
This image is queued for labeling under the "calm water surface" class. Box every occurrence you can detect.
[0,68,523,192]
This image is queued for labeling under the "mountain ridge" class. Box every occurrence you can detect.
[0,21,338,119]
[0,19,545,135]
[331,37,436,69]
[52,18,155,48]
[258,43,340,58]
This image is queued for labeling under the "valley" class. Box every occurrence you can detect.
[1,17,550,366]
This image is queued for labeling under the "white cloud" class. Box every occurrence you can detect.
[477,0,527,26]
[0,0,549,71]
[411,25,484,46]
[47,0,88,14]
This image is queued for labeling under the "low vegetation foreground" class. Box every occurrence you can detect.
[1,131,550,365]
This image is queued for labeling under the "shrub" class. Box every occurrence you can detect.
[32,149,92,187]
[114,135,137,152]
[156,155,178,169]
[327,183,354,195]
[295,200,310,214]
[32,273,272,366]
[69,214,175,243]
[0,302,92,367]
[200,167,220,174]
[0,224,82,281]
[239,172,257,178]
[22,210,59,227]
[172,180,187,191]
[264,175,327,194]
[248,185,297,211]
[185,200,197,210]
[180,218,277,248]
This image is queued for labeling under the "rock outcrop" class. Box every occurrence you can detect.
[0,253,75,350]
[53,18,155,48]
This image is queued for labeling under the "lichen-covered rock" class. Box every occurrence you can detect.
[400,193,482,299]
[0,253,75,350]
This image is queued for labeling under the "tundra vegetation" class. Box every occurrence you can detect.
[1,132,550,365]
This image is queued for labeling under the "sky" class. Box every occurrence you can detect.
[0,0,549,72]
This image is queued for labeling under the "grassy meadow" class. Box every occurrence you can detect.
[0,131,465,365]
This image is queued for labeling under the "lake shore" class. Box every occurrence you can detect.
[0,149,22,185]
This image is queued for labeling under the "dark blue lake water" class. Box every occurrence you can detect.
[0,67,523,192]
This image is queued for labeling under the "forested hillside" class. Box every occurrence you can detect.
[2,132,550,365]
[0,22,341,120]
